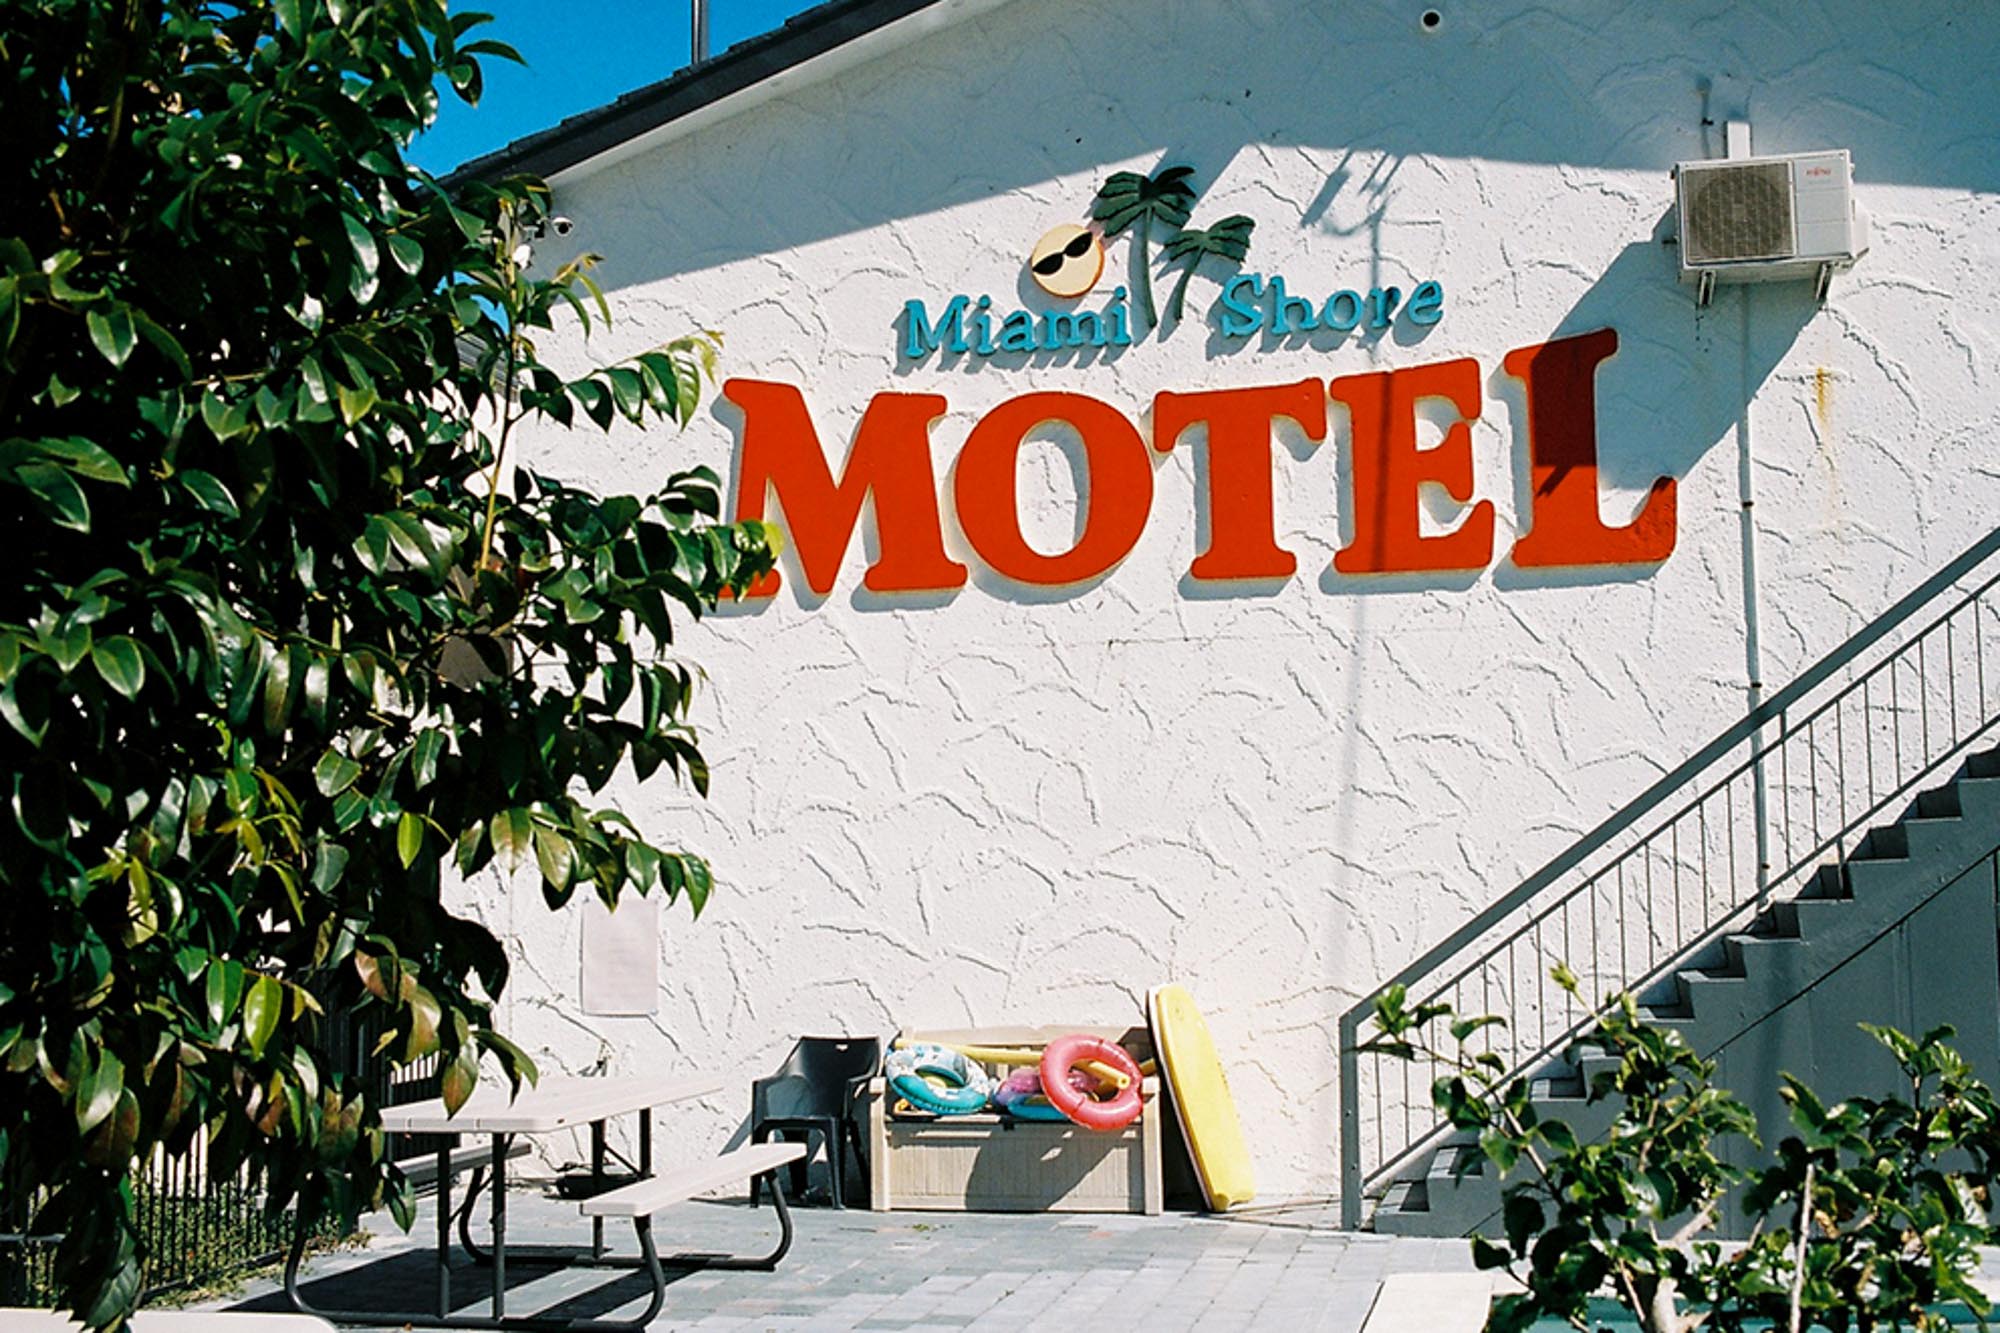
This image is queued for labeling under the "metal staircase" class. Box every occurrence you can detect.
[1338,526,2000,1234]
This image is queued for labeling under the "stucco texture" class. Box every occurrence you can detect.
[466,0,2000,1197]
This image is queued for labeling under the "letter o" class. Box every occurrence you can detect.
[954,393,1153,586]
[1322,290,1363,332]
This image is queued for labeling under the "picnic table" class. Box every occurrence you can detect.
[282,1072,808,1332]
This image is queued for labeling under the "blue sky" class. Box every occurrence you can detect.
[411,0,821,173]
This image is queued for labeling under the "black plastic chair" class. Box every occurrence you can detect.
[748,1036,881,1209]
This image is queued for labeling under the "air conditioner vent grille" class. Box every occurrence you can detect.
[1682,162,1795,264]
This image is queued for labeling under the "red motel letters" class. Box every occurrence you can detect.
[724,327,1674,597]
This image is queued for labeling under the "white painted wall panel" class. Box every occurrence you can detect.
[466,0,2000,1196]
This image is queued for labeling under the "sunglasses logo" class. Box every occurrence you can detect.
[1028,223,1105,298]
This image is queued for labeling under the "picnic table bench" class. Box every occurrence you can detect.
[282,1073,804,1332]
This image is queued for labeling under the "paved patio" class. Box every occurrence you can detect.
[213,1181,1485,1331]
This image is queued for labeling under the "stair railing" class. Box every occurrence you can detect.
[1338,524,2000,1229]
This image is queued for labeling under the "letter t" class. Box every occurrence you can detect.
[1330,359,1493,574]
[1153,379,1327,581]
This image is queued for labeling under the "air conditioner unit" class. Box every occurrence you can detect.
[1673,150,1869,304]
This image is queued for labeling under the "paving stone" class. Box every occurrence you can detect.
[201,1178,1520,1330]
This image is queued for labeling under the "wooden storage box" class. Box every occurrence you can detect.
[863,1025,1163,1215]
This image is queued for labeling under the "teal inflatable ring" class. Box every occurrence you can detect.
[883,1043,994,1115]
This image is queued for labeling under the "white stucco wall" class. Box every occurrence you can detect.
[469,0,2000,1196]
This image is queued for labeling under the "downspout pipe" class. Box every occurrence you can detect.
[1723,118,1773,901]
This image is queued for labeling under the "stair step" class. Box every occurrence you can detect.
[1954,776,2000,821]
[1853,824,1909,861]
[1915,784,1963,819]
[1845,855,1912,896]
[1678,969,1746,1015]
[1799,863,1849,900]
[1428,1141,1484,1183]
[1724,932,1782,971]
[1771,895,1851,935]
[1964,749,2000,780]
[1901,815,1968,859]
[1379,1177,1428,1216]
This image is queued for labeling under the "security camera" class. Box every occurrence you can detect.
[548,216,575,238]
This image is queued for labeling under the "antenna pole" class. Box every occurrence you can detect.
[691,0,709,63]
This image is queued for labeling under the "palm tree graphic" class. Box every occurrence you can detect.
[1161,215,1256,326]
[1092,164,1197,332]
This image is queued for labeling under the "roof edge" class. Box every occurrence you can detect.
[440,0,967,190]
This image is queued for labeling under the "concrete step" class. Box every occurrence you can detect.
[1964,749,2000,780]
[1953,776,2000,823]
[1851,823,1909,862]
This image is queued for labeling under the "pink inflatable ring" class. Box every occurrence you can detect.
[1038,1035,1143,1131]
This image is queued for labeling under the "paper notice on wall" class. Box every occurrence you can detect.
[579,893,660,1015]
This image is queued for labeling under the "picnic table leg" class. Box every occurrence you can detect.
[437,1140,453,1317]
[654,1168,797,1272]
[590,1118,606,1260]
[490,1133,508,1318]
[456,1164,494,1258]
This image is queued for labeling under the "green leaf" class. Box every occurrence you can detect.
[441,1045,479,1113]
[176,469,239,516]
[382,511,445,579]
[336,381,378,423]
[683,855,712,917]
[75,1049,125,1135]
[311,842,350,894]
[44,619,92,673]
[4,435,128,485]
[385,232,424,277]
[314,748,362,797]
[205,960,244,1029]
[490,807,532,872]
[86,307,136,368]
[410,729,444,789]
[460,37,525,62]
[16,461,90,531]
[263,644,300,733]
[90,637,145,700]
[341,212,380,303]
[1503,1192,1544,1252]
[130,309,191,377]
[397,811,424,868]
[533,824,573,889]
[404,984,442,1061]
[242,974,282,1056]
[202,389,252,442]
[387,1180,416,1232]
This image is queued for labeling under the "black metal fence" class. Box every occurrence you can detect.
[1,1006,442,1308]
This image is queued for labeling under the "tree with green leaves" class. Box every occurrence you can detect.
[1092,164,1197,332]
[1160,214,1255,326]
[0,0,774,1324]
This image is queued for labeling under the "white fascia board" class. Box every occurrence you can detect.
[547,0,1016,189]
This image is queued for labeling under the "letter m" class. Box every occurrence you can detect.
[901,296,969,359]
[724,379,967,597]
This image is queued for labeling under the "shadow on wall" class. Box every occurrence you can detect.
[1489,233,1818,590]
[567,0,1994,291]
